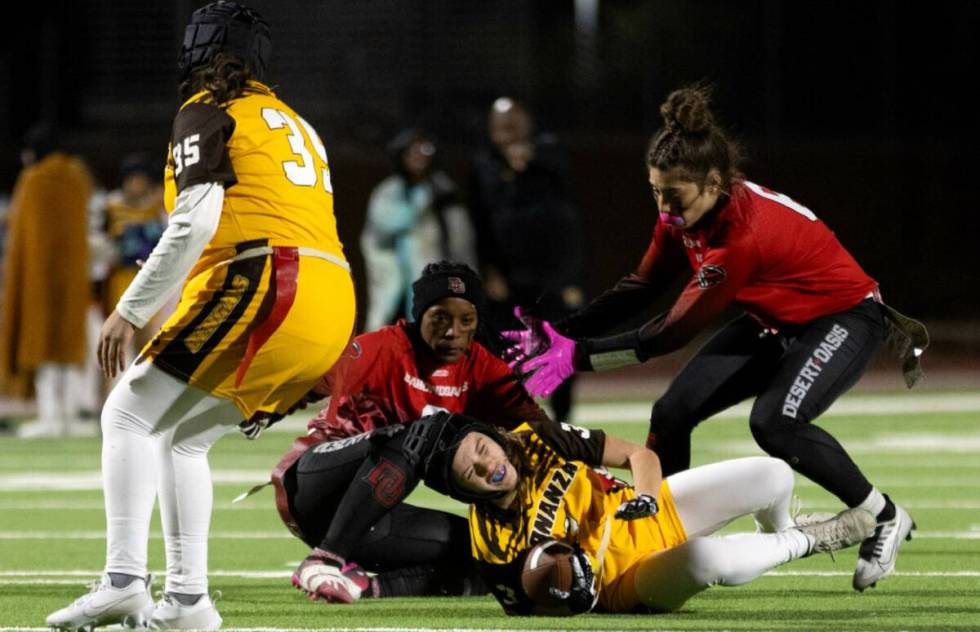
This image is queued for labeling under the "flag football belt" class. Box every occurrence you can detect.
[230,245,351,271]
[228,245,350,388]
[868,287,929,389]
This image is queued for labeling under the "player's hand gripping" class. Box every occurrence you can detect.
[98,309,137,379]
[548,542,599,614]
[614,493,659,520]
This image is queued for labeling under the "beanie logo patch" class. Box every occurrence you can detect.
[448,276,466,294]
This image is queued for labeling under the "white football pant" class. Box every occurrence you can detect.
[101,359,241,594]
[634,456,811,611]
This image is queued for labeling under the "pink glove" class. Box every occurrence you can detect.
[501,306,551,369]
[519,321,578,398]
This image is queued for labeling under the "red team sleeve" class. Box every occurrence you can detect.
[581,226,759,361]
[557,222,688,338]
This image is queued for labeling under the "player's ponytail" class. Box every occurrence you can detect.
[646,83,743,189]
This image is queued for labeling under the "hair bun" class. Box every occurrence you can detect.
[660,86,714,135]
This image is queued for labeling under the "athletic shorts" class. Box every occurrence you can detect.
[141,251,355,418]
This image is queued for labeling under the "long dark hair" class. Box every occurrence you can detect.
[646,83,744,189]
[178,52,257,104]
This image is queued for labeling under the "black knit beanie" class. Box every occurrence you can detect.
[411,261,485,322]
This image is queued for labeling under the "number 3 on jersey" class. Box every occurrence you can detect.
[261,108,334,193]
[744,181,816,221]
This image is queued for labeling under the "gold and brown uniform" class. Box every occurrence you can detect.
[142,81,355,418]
[469,421,687,614]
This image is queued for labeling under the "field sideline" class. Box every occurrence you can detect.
[1,390,978,631]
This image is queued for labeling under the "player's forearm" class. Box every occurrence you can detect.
[116,183,223,328]
[557,273,659,339]
[627,449,662,500]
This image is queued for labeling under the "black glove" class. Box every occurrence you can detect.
[548,545,598,614]
[238,413,277,440]
[239,389,326,440]
[614,493,659,520]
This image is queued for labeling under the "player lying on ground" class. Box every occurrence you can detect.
[422,415,875,615]
[272,262,550,602]
[504,83,926,592]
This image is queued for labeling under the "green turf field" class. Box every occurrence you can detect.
[1,391,978,631]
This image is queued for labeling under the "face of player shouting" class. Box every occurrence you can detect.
[649,166,723,230]
[419,297,478,363]
[452,431,519,505]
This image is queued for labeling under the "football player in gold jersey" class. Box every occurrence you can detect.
[47,3,355,630]
[424,418,875,615]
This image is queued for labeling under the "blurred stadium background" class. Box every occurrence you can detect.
[2,1,979,333]
[1,2,979,628]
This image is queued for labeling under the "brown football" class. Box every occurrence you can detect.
[520,540,575,615]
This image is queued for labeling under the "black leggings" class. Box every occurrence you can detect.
[286,430,482,596]
[648,299,885,507]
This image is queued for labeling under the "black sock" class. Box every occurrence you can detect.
[108,572,141,588]
[877,494,896,522]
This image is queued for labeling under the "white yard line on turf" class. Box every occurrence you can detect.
[5,497,980,512]
[5,457,980,492]
[268,391,980,433]
[3,569,980,580]
[7,470,980,494]
[1,629,657,632]
[1,629,654,632]
[0,529,977,541]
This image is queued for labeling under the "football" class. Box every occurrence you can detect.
[520,540,576,615]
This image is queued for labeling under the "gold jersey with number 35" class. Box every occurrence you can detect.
[145,80,355,419]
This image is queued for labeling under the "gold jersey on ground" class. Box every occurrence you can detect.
[469,422,687,613]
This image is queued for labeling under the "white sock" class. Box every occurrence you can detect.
[856,487,886,517]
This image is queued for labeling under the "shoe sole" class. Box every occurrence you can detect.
[854,519,916,592]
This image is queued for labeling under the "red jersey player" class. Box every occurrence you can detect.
[273,261,549,603]
[507,85,927,595]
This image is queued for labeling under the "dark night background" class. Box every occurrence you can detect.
[2,1,978,332]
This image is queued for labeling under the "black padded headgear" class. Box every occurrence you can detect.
[178,1,271,83]
[416,412,511,504]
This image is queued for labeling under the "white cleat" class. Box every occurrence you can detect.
[148,591,222,630]
[853,502,916,591]
[46,574,153,631]
[797,507,877,556]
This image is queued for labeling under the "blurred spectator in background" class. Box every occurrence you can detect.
[469,97,585,422]
[101,152,169,349]
[360,129,476,331]
[0,123,94,438]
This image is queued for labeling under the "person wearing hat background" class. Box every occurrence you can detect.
[360,129,477,331]
[271,261,549,603]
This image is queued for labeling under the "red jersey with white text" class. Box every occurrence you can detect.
[309,320,548,440]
